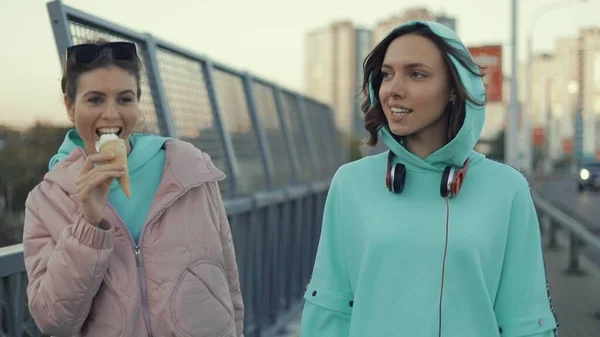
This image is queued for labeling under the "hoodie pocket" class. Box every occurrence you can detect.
[81,281,126,336]
[170,260,235,337]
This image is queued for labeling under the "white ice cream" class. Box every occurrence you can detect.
[95,133,120,152]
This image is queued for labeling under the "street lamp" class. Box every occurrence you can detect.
[507,0,519,169]
[524,0,589,176]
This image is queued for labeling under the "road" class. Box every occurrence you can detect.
[533,177,600,270]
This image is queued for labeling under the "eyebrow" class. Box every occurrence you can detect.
[382,62,432,71]
[83,90,136,97]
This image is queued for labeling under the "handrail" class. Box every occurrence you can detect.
[0,243,25,279]
[532,190,600,278]
[532,191,600,253]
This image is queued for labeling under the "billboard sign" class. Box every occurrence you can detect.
[468,45,503,102]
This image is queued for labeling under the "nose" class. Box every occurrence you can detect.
[102,100,119,120]
[382,75,407,101]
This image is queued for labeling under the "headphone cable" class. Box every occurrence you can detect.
[439,196,450,337]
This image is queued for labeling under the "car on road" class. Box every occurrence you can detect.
[577,160,600,192]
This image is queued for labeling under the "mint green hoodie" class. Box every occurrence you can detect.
[49,129,170,243]
[299,21,557,337]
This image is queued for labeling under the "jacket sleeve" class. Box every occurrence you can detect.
[210,181,245,337]
[494,183,558,337]
[300,169,353,337]
[22,188,114,336]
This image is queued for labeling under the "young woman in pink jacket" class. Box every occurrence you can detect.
[22,39,244,337]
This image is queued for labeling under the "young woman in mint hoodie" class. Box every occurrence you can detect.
[299,21,558,337]
[22,39,244,337]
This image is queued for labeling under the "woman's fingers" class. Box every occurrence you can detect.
[79,153,117,175]
[78,170,125,199]
[77,163,125,187]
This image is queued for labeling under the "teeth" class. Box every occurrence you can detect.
[391,107,411,114]
[97,127,121,135]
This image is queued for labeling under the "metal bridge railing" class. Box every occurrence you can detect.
[533,191,600,276]
[532,190,600,323]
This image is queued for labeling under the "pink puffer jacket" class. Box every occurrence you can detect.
[23,139,244,337]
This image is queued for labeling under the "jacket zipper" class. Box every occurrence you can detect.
[134,245,153,337]
[107,204,153,337]
[107,180,209,337]
[135,246,141,265]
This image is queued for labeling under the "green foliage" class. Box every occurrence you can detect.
[348,134,366,162]
[337,130,365,163]
[0,121,71,214]
[488,130,505,162]
[0,211,24,246]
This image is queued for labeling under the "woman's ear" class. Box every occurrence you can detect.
[64,95,75,122]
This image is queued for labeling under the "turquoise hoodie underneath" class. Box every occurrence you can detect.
[299,21,557,337]
[49,129,170,243]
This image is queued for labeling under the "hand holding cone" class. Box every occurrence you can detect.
[96,134,131,198]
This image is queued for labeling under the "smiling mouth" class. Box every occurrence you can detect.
[96,127,123,137]
[390,107,413,115]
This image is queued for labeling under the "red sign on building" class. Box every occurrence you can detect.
[532,127,545,146]
[468,45,503,102]
[562,139,573,154]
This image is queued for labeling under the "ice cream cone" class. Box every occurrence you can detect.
[97,137,131,198]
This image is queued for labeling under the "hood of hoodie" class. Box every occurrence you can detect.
[376,20,487,173]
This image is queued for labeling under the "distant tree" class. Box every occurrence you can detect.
[348,134,365,162]
[0,212,24,247]
[486,130,505,162]
[0,122,71,214]
[336,130,365,163]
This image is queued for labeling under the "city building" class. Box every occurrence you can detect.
[304,21,372,158]
[525,28,600,161]
[579,28,600,159]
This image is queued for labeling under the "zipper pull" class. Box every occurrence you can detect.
[135,246,141,267]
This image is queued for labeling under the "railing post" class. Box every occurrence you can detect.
[546,218,561,251]
[295,95,320,180]
[563,233,586,276]
[3,272,28,337]
[47,0,74,71]
[203,60,239,199]
[537,209,545,236]
[242,73,274,190]
[273,86,301,184]
[143,34,178,138]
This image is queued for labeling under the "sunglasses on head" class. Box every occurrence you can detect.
[66,42,137,64]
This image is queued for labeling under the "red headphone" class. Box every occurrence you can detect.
[386,150,470,198]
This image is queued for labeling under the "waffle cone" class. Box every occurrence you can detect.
[99,139,131,198]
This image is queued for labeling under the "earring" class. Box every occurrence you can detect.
[446,100,455,113]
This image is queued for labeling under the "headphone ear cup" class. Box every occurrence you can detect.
[386,166,392,192]
[450,170,466,197]
[392,163,406,194]
[440,166,452,197]
[386,151,393,191]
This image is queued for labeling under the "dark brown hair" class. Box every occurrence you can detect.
[360,22,486,147]
[61,37,143,105]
